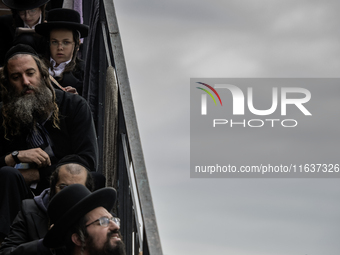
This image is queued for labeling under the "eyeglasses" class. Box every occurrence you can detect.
[85,216,120,228]
[18,8,39,16]
[55,184,68,190]
[50,41,75,48]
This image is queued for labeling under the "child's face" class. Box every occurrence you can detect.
[18,8,41,28]
[50,29,75,66]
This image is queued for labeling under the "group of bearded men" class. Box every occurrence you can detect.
[0,43,126,255]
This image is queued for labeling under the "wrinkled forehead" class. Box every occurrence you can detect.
[7,54,39,75]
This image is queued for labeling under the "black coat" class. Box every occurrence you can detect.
[0,14,47,66]
[0,191,49,255]
[0,189,66,255]
[0,89,98,192]
[53,59,85,96]
[0,15,15,66]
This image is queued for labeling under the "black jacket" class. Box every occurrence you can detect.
[53,59,85,96]
[0,189,66,255]
[0,90,98,193]
[0,14,47,66]
[0,189,49,255]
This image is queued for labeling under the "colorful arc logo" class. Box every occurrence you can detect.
[196,82,222,115]
[196,82,223,106]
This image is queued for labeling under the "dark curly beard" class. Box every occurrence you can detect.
[86,230,126,255]
[5,79,54,131]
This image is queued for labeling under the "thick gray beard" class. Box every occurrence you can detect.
[6,79,54,129]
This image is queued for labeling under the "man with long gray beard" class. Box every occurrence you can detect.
[0,44,98,244]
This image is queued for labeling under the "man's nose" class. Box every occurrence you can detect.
[22,74,30,86]
[108,220,119,230]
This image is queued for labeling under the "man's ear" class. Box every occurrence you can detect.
[71,233,82,246]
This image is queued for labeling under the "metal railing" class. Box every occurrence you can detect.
[83,0,163,254]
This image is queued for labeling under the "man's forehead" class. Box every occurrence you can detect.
[86,207,110,220]
[7,54,38,73]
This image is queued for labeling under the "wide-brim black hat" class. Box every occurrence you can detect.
[2,0,49,10]
[43,184,117,248]
[35,8,88,38]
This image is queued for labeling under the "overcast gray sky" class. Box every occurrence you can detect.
[113,1,340,254]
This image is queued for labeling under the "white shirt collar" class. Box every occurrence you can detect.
[49,57,72,77]
[23,14,42,29]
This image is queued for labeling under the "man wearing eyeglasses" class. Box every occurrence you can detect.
[0,155,94,255]
[0,44,98,243]
[43,184,126,255]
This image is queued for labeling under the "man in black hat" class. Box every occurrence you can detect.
[0,155,94,254]
[35,8,89,95]
[0,0,50,66]
[0,44,98,242]
[44,184,126,255]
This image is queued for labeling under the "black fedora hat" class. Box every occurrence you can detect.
[43,184,117,248]
[2,0,50,10]
[35,8,88,38]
